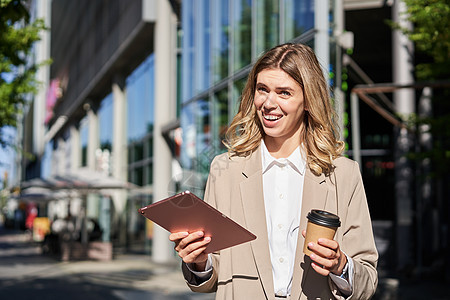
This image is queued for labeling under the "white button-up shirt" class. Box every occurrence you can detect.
[189,141,353,296]
[261,140,306,297]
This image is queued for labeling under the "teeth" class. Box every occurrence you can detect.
[264,114,281,121]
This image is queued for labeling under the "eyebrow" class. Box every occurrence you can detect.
[255,83,295,91]
[275,87,295,91]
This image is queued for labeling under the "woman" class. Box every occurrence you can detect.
[170,43,378,299]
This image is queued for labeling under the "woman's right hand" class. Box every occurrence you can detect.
[169,231,211,271]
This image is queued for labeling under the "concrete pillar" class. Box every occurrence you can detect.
[53,137,66,175]
[152,0,177,263]
[70,125,81,170]
[392,0,415,271]
[112,76,127,182]
[416,87,432,276]
[333,0,346,141]
[111,75,128,246]
[33,0,51,157]
[314,0,330,82]
[87,105,99,170]
[100,195,112,242]
[350,92,361,169]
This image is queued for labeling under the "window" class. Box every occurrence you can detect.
[126,53,155,186]
[232,0,252,71]
[255,0,279,56]
[284,0,314,41]
[212,0,230,82]
[80,117,88,167]
[98,93,113,151]
[213,88,229,152]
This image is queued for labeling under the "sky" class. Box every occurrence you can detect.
[0,126,17,188]
[1,69,18,187]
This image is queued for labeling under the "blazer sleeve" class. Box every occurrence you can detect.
[182,156,221,293]
[329,160,379,300]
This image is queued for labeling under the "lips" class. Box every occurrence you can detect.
[262,112,282,121]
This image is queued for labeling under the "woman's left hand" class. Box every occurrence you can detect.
[301,230,347,276]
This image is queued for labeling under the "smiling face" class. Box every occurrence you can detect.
[254,68,306,155]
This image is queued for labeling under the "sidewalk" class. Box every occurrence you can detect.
[2,228,449,299]
[0,227,214,300]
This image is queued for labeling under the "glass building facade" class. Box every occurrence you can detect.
[126,54,155,187]
[180,0,315,195]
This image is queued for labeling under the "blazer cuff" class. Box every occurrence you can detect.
[185,254,213,279]
[329,253,354,297]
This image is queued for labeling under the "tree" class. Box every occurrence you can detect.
[402,0,450,80]
[0,0,47,148]
[388,0,450,279]
[395,0,450,176]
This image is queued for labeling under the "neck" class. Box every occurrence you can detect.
[263,123,304,158]
[263,136,301,159]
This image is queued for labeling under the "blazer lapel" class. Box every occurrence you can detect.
[239,146,275,299]
[290,168,329,300]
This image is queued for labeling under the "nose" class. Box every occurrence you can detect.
[263,92,277,109]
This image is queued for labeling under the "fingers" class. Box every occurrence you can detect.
[181,243,209,265]
[311,261,330,276]
[177,235,211,264]
[317,238,339,250]
[169,231,212,265]
[176,231,207,251]
[169,231,189,242]
[307,238,342,276]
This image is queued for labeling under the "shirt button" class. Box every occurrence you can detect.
[279,257,284,263]
[279,194,284,199]
[278,224,283,229]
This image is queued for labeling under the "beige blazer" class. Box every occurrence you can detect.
[182,146,378,299]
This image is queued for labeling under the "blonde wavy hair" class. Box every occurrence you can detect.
[224,43,345,176]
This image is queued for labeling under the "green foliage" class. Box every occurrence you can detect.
[402,0,450,80]
[398,0,450,177]
[0,0,47,147]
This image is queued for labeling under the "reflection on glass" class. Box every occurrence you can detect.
[177,39,182,117]
[80,116,88,167]
[134,143,144,162]
[132,166,143,186]
[41,140,53,178]
[284,0,314,41]
[195,99,212,183]
[146,137,153,158]
[98,93,113,151]
[145,163,153,185]
[182,0,194,102]
[255,0,279,56]
[196,0,210,92]
[125,53,155,187]
[196,99,210,157]
[213,88,229,152]
[180,102,196,170]
[126,54,155,143]
[212,0,230,82]
[233,0,252,71]
[233,76,248,116]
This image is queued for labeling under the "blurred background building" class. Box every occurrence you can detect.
[2,0,448,285]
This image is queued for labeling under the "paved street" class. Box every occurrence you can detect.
[1,227,449,300]
[0,227,214,300]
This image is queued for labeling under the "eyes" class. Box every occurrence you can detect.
[256,85,292,97]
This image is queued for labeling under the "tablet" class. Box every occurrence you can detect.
[138,191,256,253]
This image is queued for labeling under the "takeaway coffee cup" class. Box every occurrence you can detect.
[303,209,341,256]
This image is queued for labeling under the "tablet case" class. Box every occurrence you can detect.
[138,190,256,253]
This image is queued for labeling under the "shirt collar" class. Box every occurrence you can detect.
[261,139,306,175]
